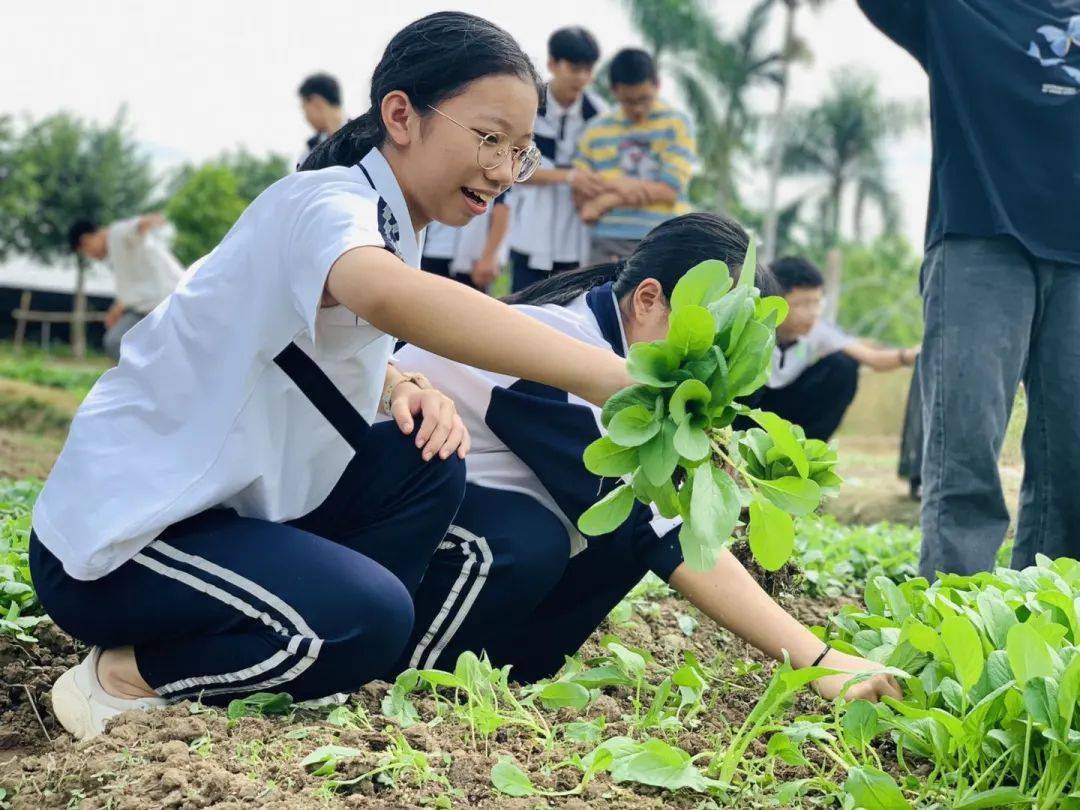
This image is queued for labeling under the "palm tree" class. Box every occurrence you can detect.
[619,0,718,61]
[778,71,922,247]
[761,0,833,263]
[676,0,785,211]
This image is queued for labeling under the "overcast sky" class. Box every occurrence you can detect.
[4,0,931,246]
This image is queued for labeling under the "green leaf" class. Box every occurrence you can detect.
[940,614,984,693]
[1022,676,1058,729]
[578,484,635,536]
[757,476,821,517]
[627,341,679,388]
[673,418,711,462]
[609,738,716,792]
[607,404,661,447]
[668,305,715,360]
[841,701,879,750]
[843,766,912,810]
[1058,653,1080,732]
[755,295,789,328]
[639,420,680,486]
[976,589,1018,649]
[539,681,591,711]
[747,410,810,478]
[301,745,362,776]
[727,320,773,397]
[1006,622,1054,686]
[583,435,639,477]
[767,733,810,767]
[738,235,757,290]
[601,385,657,428]
[670,259,733,310]
[950,787,1031,809]
[680,465,740,572]
[669,379,711,424]
[633,472,681,518]
[748,498,794,571]
[490,757,537,797]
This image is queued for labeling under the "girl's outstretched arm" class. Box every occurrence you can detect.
[668,550,904,703]
[326,246,632,406]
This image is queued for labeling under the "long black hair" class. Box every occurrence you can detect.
[300,12,543,172]
[504,213,778,307]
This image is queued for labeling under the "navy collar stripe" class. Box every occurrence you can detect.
[585,282,626,358]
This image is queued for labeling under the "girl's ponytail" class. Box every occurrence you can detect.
[503,261,623,306]
[299,109,383,172]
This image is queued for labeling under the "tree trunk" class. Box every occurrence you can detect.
[829,171,844,247]
[72,256,87,359]
[823,247,843,323]
[762,0,798,264]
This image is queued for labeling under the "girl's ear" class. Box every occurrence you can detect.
[382,90,417,148]
[632,278,665,317]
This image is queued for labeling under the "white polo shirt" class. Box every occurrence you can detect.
[509,86,606,271]
[423,192,510,273]
[768,320,855,389]
[34,148,419,581]
[105,218,184,314]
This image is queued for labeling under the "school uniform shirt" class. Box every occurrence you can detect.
[768,320,856,390]
[33,148,419,581]
[573,100,697,242]
[105,218,185,315]
[394,282,680,557]
[423,191,511,274]
[858,0,1080,265]
[509,87,606,271]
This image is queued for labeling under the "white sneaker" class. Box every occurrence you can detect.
[50,647,168,740]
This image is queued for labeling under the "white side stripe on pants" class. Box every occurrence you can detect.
[133,542,323,698]
[408,525,492,671]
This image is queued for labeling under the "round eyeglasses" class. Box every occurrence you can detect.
[427,106,542,183]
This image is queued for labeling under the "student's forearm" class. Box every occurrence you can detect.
[524,167,572,187]
[643,181,678,205]
[844,342,916,372]
[328,247,631,406]
[481,205,510,260]
[668,549,824,668]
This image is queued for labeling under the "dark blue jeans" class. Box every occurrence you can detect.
[919,236,1080,577]
[31,422,465,705]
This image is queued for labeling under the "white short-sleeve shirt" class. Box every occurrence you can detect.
[767,319,855,390]
[105,218,185,314]
[34,148,419,581]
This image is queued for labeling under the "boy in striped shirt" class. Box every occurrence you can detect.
[571,48,697,264]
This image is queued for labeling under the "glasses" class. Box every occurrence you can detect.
[427,106,542,183]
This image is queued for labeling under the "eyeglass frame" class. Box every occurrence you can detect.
[426,105,541,183]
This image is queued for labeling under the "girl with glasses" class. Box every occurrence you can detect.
[33,11,630,740]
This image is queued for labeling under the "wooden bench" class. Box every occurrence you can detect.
[11,290,108,353]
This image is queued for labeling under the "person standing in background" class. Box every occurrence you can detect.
[421,191,511,292]
[297,73,346,168]
[858,1,1080,577]
[67,214,184,361]
[571,48,696,264]
[508,27,605,292]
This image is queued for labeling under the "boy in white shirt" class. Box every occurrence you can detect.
[67,214,184,360]
[760,256,919,440]
[508,27,605,292]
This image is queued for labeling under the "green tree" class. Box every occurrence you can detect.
[164,164,248,267]
[680,0,784,212]
[0,110,155,355]
[836,233,923,346]
[779,71,922,247]
[762,0,833,263]
[167,148,289,204]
